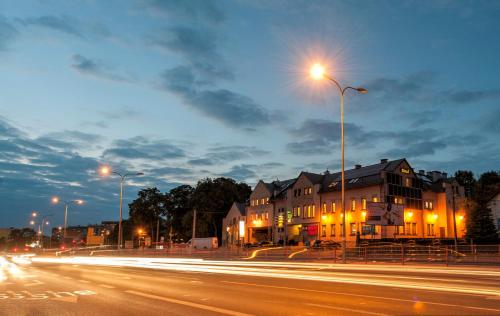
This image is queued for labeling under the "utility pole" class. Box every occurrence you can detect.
[452,184,458,251]
[192,208,196,243]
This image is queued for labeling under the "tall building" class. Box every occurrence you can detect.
[225,158,466,246]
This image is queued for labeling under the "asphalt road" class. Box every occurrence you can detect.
[1,256,500,316]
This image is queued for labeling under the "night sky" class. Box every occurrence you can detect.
[1,0,499,227]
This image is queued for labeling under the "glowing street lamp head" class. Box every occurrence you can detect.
[310,63,326,80]
[52,197,59,204]
[32,212,37,217]
[29,220,35,225]
[75,199,84,205]
[99,166,111,176]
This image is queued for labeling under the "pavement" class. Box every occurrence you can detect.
[1,255,500,315]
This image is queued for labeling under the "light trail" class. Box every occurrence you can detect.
[288,248,307,259]
[31,256,500,297]
[244,247,283,260]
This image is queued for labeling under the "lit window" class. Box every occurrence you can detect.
[312,205,315,217]
[251,200,254,206]
[350,223,356,236]
[297,207,301,217]
[322,203,327,214]
[372,196,379,202]
[331,202,336,213]
[266,197,269,204]
[256,199,259,206]
[261,198,265,205]
[351,199,356,211]
[330,224,336,236]
[362,198,366,210]
[321,225,326,237]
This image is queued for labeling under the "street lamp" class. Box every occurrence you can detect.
[52,197,84,242]
[309,62,368,263]
[100,166,144,249]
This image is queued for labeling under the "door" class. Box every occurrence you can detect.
[439,227,445,238]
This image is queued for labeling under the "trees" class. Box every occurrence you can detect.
[454,170,476,198]
[190,177,251,243]
[459,170,500,244]
[7,228,36,248]
[165,185,194,242]
[128,187,168,243]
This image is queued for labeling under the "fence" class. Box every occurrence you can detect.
[41,243,500,265]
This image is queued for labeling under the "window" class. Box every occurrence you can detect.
[427,223,435,236]
[265,213,269,220]
[321,225,326,237]
[361,198,367,210]
[394,197,403,204]
[405,177,411,187]
[322,203,327,214]
[331,202,336,213]
[340,224,344,237]
[297,207,301,217]
[350,223,357,236]
[351,199,356,211]
[329,182,338,188]
[348,178,359,184]
[330,224,336,236]
[312,205,315,217]
[256,199,259,206]
[266,197,269,204]
[251,200,254,206]
[304,187,312,195]
[424,201,434,210]
[372,195,379,202]
[261,198,265,205]
[298,189,301,196]
[294,189,297,197]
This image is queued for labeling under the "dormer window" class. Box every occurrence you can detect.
[329,182,338,188]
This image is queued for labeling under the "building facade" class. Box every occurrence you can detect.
[487,192,500,231]
[222,202,246,246]
[224,158,467,246]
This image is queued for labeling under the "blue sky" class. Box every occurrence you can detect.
[1,0,499,227]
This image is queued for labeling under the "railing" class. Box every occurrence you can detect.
[37,243,500,265]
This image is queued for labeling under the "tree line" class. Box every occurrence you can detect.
[110,177,251,245]
[454,170,500,244]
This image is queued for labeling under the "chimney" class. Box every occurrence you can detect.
[324,169,330,175]
[355,164,362,169]
[380,158,388,164]
[419,169,425,175]
[442,172,447,179]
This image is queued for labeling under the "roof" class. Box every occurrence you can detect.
[232,202,246,216]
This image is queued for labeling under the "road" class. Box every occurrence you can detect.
[1,255,500,315]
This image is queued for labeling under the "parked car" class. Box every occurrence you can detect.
[311,240,341,249]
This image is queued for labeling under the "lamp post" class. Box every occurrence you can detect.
[100,166,144,249]
[51,197,84,243]
[310,63,368,263]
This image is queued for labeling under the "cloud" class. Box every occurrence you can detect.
[187,145,270,166]
[0,16,18,51]
[19,15,84,38]
[160,66,272,129]
[151,26,233,81]
[220,164,257,182]
[0,117,183,226]
[141,0,225,24]
[36,130,104,151]
[71,54,135,82]
[446,90,500,104]
[102,136,186,160]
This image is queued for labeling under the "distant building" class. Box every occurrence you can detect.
[0,228,12,239]
[86,221,117,246]
[52,225,87,245]
[222,202,246,246]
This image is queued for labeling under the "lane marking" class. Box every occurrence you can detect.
[305,303,391,316]
[63,276,73,280]
[79,279,90,283]
[221,281,500,313]
[99,284,115,289]
[125,290,253,316]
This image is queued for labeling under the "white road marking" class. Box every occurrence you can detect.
[63,276,73,280]
[305,303,391,316]
[78,279,90,283]
[221,281,500,313]
[125,290,253,316]
[99,284,115,289]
